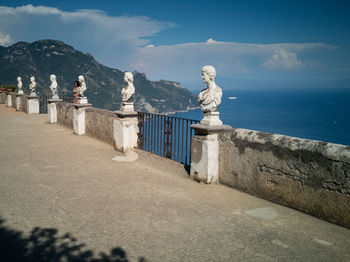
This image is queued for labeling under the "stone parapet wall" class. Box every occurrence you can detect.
[11,93,16,109]
[21,95,28,113]
[218,128,350,228]
[85,107,117,145]
[0,91,6,103]
[56,102,75,128]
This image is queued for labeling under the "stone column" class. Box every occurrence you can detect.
[16,94,24,111]
[190,124,232,184]
[73,103,91,135]
[113,110,138,153]
[0,91,6,104]
[27,95,39,114]
[48,99,63,123]
[6,92,13,107]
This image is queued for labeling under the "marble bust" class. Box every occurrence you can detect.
[198,65,222,112]
[122,72,135,102]
[198,65,223,125]
[17,76,23,94]
[29,76,37,96]
[77,75,86,97]
[50,74,59,99]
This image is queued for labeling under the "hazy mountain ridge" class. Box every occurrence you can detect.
[0,39,198,113]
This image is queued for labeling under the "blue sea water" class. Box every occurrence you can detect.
[171,88,350,146]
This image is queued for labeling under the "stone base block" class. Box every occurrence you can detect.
[77,97,88,104]
[27,97,39,114]
[73,108,86,135]
[200,111,222,126]
[6,94,12,107]
[113,117,138,153]
[16,95,23,111]
[120,102,134,112]
[48,102,58,123]
[190,134,219,184]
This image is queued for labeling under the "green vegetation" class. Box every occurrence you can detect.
[0,85,17,92]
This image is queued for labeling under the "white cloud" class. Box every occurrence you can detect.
[0,5,340,88]
[0,5,175,68]
[131,38,337,83]
[0,33,12,46]
[262,48,304,70]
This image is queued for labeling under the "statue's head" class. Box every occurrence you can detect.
[17,76,21,82]
[78,75,85,83]
[30,76,35,82]
[124,72,133,83]
[201,65,216,83]
[50,74,56,81]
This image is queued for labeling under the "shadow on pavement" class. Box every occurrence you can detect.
[0,217,147,262]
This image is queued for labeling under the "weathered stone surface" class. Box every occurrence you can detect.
[6,93,12,107]
[73,107,87,135]
[85,107,117,145]
[113,116,138,153]
[57,102,75,128]
[27,96,39,114]
[190,134,219,183]
[21,95,28,113]
[218,128,350,228]
[0,91,6,103]
[11,93,16,109]
[47,100,62,123]
[16,94,23,111]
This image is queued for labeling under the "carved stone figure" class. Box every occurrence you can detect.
[122,72,135,102]
[17,76,23,94]
[77,75,86,97]
[50,74,59,99]
[198,65,223,125]
[198,65,222,112]
[29,76,37,96]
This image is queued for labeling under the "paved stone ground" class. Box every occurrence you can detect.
[0,104,350,261]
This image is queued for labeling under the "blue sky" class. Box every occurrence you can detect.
[0,0,349,90]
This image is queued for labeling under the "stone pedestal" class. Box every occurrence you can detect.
[48,99,62,123]
[73,103,91,135]
[6,92,12,107]
[0,91,6,104]
[77,97,88,104]
[190,124,232,184]
[16,94,24,111]
[27,96,39,114]
[200,111,223,126]
[113,110,138,153]
[120,102,134,112]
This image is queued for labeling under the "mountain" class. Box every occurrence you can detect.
[0,40,198,113]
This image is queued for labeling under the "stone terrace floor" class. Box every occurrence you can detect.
[0,104,350,262]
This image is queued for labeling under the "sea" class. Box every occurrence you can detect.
[171,88,350,146]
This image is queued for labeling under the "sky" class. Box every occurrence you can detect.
[0,0,349,90]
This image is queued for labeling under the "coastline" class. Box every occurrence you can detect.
[164,106,200,116]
